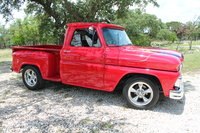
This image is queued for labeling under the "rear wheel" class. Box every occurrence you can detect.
[22,66,44,90]
[123,77,160,109]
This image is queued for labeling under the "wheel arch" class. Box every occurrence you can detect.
[21,64,45,90]
[21,64,43,78]
[115,73,162,92]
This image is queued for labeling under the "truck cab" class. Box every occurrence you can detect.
[12,23,184,109]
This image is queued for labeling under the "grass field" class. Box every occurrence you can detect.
[0,47,200,73]
[160,41,200,72]
[182,52,200,73]
[0,49,12,66]
[153,40,200,46]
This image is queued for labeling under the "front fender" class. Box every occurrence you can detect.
[104,65,180,97]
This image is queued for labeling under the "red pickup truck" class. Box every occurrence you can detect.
[12,23,184,109]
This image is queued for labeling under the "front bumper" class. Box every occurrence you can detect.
[169,75,184,99]
[10,66,13,71]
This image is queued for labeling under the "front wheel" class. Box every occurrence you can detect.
[123,77,160,109]
[22,66,45,90]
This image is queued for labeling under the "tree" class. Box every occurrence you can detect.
[166,21,189,40]
[0,25,10,48]
[8,16,57,46]
[186,17,200,50]
[8,18,37,45]
[0,0,158,44]
[156,29,177,42]
[113,9,164,46]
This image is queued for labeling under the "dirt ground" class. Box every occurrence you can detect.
[0,61,200,133]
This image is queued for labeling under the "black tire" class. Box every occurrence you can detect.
[22,66,45,90]
[123,77,160,109]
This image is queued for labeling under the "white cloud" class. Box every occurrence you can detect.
[146,0,200,23]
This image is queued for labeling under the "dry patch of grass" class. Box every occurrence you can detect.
[100,122,114,129]
[0,49,12,63]
[79,118,92,124]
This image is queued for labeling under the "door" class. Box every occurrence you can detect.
[61,27,105,89]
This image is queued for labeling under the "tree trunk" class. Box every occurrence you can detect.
[3,42,6,48]
[176,40,181,51]
[189,40,192,50]
[176,43,180,51]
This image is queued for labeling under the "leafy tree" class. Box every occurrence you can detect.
[166,21,189,40]
[0,0,158,44]
[186,17,200,49]
[113,9,164,46]
[0,25,10,48]
[156,29,177,42]
[8,16,57,46]
[9,18,37,45]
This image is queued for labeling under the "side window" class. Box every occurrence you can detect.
[70,29,101,47]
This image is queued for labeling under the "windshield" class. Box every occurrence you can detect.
[102,28,133,47]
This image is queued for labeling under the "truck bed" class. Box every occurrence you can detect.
[12,45,62,82]
[12,45,63,52]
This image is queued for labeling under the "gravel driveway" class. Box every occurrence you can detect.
[0,61,200,133]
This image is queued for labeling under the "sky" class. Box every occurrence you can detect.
[0,0,200,26]
[146,0,200,22]
[0,5,26,27]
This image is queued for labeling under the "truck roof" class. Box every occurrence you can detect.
[67,22,126,29]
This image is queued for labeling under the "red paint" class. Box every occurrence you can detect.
[12,23,184,97]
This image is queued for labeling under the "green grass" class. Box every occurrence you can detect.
[175,40,200,47]
[0,100,5,103]
[90,129,99,133]
[189,40,200,46]
[161,44,200,73]
[153,40,200,47]
[0,48,12,63]
[100,122,114,129]
[183,52,200,73]
[163,45,198,54]
[79,118,92,124]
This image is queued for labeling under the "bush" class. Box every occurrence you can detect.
[156,29,178,42]
[130,34,152,46]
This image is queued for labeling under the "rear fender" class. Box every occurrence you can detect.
[12,51,52,79]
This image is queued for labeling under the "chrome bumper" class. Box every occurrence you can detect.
[10,66,13,71]
[169,75,184,99]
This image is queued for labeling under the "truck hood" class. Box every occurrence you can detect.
[119,46,184,71]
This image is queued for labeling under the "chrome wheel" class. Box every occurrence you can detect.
[24,69,37,87]
[128,82,153,106]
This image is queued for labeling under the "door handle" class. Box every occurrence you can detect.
[64,50,72,53]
